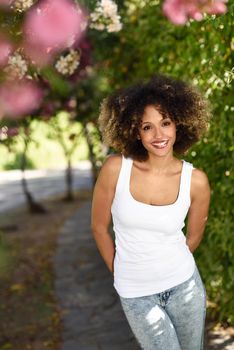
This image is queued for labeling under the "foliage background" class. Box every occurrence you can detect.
[87,0,234,325]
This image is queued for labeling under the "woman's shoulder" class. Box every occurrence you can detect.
[96,154,123,192]
[103,153,122,166]
[190,166,211,199]
[191,167,209,185]
[183,159,209,184]
[100,153,123,176]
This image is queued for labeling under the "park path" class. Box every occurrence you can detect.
[54,200,234,350]
[53,200,138,350]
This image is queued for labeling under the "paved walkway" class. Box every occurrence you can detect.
[54,200,234,350]
[54,200,138,350]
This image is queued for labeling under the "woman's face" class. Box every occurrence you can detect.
[138,105,176,157]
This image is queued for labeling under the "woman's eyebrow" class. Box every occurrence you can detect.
[142,118,169,124]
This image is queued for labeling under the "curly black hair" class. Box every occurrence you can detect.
[98,74,211,161]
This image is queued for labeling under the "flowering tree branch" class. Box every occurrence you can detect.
[0,0,229,121]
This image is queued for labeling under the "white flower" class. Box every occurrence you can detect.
[0,127,8,141]
[224,68,234,85]
[4,52,28,79]
[90,22,106,31]
[55,49,80,76]
[101,0,118,18]
[107,15,122,32]
[90,0,122,33]
[13,0,34,12]
[90,12,101,22]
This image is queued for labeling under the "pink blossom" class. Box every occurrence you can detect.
[0,35,13,67]
[0,79,43,119]
[7,127,19,137]
[23,41,55,66]
[206,1,227,14]
[163,0,188,24]
[163,0,228,25]
[23,0,87,65]
[0,0,14,7]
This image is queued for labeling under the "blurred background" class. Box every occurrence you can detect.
[0,0,233,349]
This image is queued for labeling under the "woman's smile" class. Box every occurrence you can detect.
[151,140,169,149]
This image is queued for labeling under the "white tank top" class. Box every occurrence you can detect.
[111,154,196,298]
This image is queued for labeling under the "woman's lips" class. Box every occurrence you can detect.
[151,140,169,149]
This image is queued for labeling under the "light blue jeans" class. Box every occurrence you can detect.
[119,264,207,350]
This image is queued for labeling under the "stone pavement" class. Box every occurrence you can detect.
[54,200,138,350]
[54,200,234,350]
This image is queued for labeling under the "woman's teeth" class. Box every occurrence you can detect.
[152,140,168,149]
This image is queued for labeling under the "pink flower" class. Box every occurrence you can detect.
[0,79,43,119]
[163,0,188,25]
[206,1,227,14]
[23,41,55,66]
[0,0,14,7]
[7,127,19,137]
[163,0,228,25]
[0,35,13,67]
[23,0,87,65]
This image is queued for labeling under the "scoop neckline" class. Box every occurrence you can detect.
[128,159,185,208]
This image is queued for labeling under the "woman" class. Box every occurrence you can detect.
[91,74,211,350]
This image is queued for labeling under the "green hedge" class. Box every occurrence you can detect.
[90,0,234,325]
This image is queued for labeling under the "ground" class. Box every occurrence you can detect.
[0,190,91,350]
[0,190,233,350]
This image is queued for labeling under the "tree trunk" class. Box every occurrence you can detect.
[83,123,99,186]
[21,137,47,214]
[64,157,74,201]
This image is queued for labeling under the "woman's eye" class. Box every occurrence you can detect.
[142,121,172,130]
[143,125,150,131]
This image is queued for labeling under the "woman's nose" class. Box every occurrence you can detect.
[153,126,163,138]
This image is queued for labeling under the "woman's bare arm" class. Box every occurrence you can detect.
[91,154,122,274]
[186,168,211,253]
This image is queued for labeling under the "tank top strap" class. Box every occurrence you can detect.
[115,154,132,195]
[115,156,194,205]
[179,159,194,205]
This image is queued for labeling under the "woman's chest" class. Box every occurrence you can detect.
[130,171,182,206]
[111,195,189,236]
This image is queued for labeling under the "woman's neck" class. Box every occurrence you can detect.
[143,153,179,174]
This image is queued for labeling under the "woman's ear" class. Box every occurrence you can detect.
[137,135,141,140]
